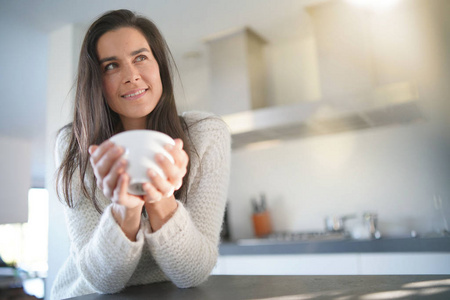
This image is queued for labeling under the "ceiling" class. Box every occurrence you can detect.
[0,0,327,187]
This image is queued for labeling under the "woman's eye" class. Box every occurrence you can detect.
[104,63,117,71]
[135,55,147,62]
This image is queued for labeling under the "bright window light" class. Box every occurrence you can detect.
[0,188,48,276]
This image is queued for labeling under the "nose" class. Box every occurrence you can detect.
[123,63,140,83]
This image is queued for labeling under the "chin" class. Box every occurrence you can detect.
[125,106,157,119]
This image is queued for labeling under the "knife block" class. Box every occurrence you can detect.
[252,210,272,237]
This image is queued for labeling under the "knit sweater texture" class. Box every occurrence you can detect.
[50,111,231,299]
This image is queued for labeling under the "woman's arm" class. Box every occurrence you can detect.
[141,137,189,231]
[55,130,145,294]
[143,116,231,288]
[88,141,145,241]
[62,199,146,293]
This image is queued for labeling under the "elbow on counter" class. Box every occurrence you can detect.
[172,248,218,289]
[79,263,129,295]
[92,284,126,295]
[84,276,127,295]
[173,270,213,289]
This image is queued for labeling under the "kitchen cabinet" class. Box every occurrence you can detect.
[212,253,450,275]
[359,253,450,275]
[212,254,359,275]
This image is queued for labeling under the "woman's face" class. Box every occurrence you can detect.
[97,27,163,130]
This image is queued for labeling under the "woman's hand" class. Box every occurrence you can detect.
[142,138,188,231]
[89,140,144,241]
[142,138,189,203]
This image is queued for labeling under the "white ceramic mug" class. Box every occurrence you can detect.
[109,130,175,195]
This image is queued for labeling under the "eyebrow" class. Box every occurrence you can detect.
[98,48,150,65]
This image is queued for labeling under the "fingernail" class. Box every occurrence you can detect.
[88,146,93,154]
[165,186,175,198]
[148,169,156,177]
[175,139,183,148]
[165,144,174,151]
[156,153,164,161]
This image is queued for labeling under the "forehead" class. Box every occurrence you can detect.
[97,27,149,58]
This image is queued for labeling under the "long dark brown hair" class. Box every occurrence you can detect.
[57,9,193,213]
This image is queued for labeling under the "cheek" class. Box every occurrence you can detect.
[101,77,121,113]
[153,74,164,98]
[142,65,162,90]
[102,77,118,101]
[153,74,163,93]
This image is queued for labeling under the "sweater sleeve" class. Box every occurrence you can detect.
[143,115,231,288]
[55,129,146,294]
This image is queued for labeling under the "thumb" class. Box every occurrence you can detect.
[118,173,130,198]
[88,145,99,155]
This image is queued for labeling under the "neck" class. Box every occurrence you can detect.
[121,117,147,131]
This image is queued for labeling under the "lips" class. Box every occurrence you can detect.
[121,88,148,99]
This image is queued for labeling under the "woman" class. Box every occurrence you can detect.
[51,9,230,299]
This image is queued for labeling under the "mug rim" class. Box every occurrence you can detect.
[109,129,175,144]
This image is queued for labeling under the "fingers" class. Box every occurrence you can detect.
[143,140,187,203]
[147,169,175,198]
[112,172,128,203]
[89,140,125,196]
[142,182,163,203]
[88,145,99,156]
[111,173,147,211]
[103,159,127,198]
[165,139,189,168]
[174,138,183,151]
[154,154,183,189]
[159,139,189,190]
[95,145,125,179]
[89,141,113,164]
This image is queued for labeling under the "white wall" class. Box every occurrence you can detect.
[264,37,321,106]
[173,49,211,113]
[173,11,321,112]
[0,136,32,224]
[0,13,48,188]
[228,122,450,240]
[45,23,84,298]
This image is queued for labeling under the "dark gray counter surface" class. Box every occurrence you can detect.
[67,275,450,299]
[219,237,450,255]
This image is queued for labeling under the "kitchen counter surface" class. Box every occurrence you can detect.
[220,236,450,255]
[67,275,450,299]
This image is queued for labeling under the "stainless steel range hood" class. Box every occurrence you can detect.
[205,2,426,150]
[221,82,424,149]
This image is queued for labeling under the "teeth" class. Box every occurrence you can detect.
[124,89,145,98]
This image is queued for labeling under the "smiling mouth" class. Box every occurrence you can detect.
[122,89,148,98]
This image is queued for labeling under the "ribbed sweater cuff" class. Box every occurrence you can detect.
[143,200,189,250]
[97,204,145,258]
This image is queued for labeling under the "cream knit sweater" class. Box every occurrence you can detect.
[50,111,231,300]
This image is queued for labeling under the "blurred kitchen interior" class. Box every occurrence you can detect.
[1,0,450,298]
[175,0,450,240]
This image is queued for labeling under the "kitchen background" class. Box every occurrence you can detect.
[1,0,450,298]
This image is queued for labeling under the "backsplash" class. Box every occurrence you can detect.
[227,121,450,240]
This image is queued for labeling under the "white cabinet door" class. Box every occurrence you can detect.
[212,253,450,275]
[212,254,359,275]
[359,253,450,275]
